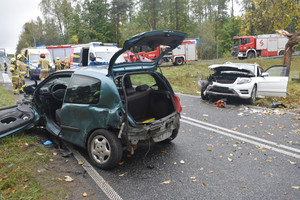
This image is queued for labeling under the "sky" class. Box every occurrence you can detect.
[0,0,42,54]
[0,0,241,55]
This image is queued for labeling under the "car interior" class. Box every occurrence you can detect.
[115,73,176,123]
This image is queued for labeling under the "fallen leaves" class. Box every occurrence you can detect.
[180,160,185,164]
[83,193,87,197]
[202,182,206,187]
[64,176,74,182]
[291,186,300,189]
[287,160,296,165]
[78,161,84,165]
[161,180,171,184]
[228,158,233,162]
[206,148,212,151]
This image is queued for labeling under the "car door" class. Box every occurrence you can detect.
[58,74,103,148]
[0,104,39,138]
[256,65,289,97]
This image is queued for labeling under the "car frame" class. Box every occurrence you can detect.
[199,62,289,104]
[0,30,186,169]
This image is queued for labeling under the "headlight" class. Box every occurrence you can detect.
[237,78,251,84]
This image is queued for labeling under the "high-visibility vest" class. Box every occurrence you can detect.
[10,64,20,78]
[39,58,50,71]
[17,60,26,75]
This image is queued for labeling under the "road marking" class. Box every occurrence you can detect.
[2,73,11,83]
[65,143,123,200]
[181,116,300,159]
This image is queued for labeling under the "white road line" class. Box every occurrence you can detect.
[181,118,300,159]
[2,73,11,83]
[182,115,300,154]
[65,143,123,200]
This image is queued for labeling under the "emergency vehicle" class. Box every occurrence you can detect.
[21,48,55,80]
[231,34,288,59]
[129,39,199,65]
[46,45,72,64]
[70,42,120,68]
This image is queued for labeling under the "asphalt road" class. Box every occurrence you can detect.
[1,68,299,200]
[76,94,300,200]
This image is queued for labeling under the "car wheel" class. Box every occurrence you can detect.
[161,126,179,143]
[247,52,255,59]
[29,71,33,80]
[201,82,209,100]
[246,85,257,105]
[175,57,184,65]
[279,50,284,56]
[87,129,123,169]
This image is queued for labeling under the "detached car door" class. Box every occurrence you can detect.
[256,65,289,97]
[0,104,39,138]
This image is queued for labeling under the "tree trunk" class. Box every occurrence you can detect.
[276,30,300,68]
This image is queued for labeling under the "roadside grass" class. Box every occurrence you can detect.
[0,132,66,199]
[161,56,300,108]
[0,86,67,199]
[0,86,16,107]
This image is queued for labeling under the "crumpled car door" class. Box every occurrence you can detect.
[0,104,38,138]
[257,65,289,97]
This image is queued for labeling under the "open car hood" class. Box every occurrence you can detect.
[108,30,186,76]
[208,62,256,75]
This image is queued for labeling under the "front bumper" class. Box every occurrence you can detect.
[238,52,247,58]
[205,82,253,99]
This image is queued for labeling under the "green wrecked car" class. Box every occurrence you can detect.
[0,30,185,169]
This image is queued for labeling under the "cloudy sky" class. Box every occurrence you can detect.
[0,0,241,54]
[0,0,42,54]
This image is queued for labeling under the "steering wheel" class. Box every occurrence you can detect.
[51,84,67,101]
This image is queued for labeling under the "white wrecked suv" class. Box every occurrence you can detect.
[199,62,289,104]
[0,30,185,169]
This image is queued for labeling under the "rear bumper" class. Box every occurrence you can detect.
[126,113,179,144]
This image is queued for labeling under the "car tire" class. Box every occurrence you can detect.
[201,81,209,100]
[87,129,123,169]
[246,85,257,105]
[29,71,33,80]
[160,114,180,143]
[175,57,184,65]
[247,52,255,59]
[161,126,179,143]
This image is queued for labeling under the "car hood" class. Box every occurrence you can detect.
[208,62,255,75]
[108,30,186,76]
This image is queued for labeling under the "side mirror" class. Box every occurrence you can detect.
[261,72,269,77]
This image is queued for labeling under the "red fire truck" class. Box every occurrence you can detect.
[231,34,288,59]
[129,39,199,65]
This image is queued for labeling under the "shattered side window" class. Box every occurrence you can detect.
[65,75,101,104]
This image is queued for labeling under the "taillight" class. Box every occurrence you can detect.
[173,94,182,113]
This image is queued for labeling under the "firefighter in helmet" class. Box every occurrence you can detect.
[17,54,26,90]
[64,56,70,69]
[38,53,50,81]
[10,58,23,94]
[55,57,62,71]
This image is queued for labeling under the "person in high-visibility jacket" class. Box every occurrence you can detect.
[64,57,70,69]
[55,57,61,71]
[38,53,50,81]
[10,58,23,94]
[17,54,26,89]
